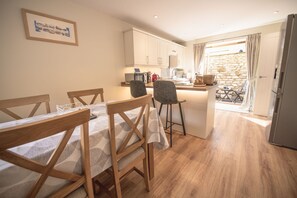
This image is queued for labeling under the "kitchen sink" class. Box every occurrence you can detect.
[161,77,192,86]
[174,82,193,86]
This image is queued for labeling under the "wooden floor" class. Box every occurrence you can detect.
[96,110,297,198]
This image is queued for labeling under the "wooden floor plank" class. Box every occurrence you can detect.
[96,110,297,198]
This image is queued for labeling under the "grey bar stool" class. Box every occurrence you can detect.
[130,80,155,107]
[153,80,186,147]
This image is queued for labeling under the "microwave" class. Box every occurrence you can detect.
[125,72,148,84]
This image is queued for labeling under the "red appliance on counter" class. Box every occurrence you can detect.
[152,73,159,82]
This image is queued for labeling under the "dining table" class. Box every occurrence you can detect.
[217,87,234,102]
[0,102,169,198]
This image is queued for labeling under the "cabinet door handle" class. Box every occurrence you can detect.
[259,76,268,79]
[146,56,149,64]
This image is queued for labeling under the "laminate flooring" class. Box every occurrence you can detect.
[95,110,297,198]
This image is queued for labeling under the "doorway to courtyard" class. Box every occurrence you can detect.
[203,38,248,112]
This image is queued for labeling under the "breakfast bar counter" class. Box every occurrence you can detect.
[122,82,214,91]
[122,82,217,139]
[143,82,215,91]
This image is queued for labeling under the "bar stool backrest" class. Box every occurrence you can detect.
[130,80,147,98]
[153,80,178,104]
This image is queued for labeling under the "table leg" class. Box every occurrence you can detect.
[226,91,233,102]
[221,90,228,100]
[221,90,233,102]
[148,143,154,180]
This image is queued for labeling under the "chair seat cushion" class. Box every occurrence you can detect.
[118,147,144,171]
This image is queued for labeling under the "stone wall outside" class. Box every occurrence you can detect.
[206,53,247,90]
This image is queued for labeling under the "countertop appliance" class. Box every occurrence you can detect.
[152,73,159,82]
[169,55,178,68]
[268,14,297,149]
[125,72,148,84]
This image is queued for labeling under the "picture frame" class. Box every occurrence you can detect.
[21,8,78,46]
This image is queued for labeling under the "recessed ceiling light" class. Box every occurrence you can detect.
[273,11,279,14]
[154,15,158,19]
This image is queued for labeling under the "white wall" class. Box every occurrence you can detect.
[0,0,132,122]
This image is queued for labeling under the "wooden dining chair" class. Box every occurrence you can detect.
[0,109,94,198]
[0,94,51,120]
[94,95,151,198]
[67,88,104,106]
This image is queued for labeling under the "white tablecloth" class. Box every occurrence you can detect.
[0,103,169,198]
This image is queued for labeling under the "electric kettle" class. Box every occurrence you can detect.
[152,73,159,82]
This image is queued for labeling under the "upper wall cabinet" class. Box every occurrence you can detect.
[147,36,159,65]
[124,28,183,67]
[158,40,169,66]
[124,30,147,66]
[168,43,185,67]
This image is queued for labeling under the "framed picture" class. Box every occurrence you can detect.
[22,8,78,46]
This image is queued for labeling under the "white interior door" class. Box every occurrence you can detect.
[254,32,281,116]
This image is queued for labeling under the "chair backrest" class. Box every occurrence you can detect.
[106,95,151,167]
[0,94,51,120]
[67,88,104,106]
[153,80,178,104]
[0,109,94,198]
[130,80,147,98]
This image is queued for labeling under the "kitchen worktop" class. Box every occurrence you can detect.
[121,82,217,91]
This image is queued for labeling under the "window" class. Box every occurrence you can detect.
[202,38,247,92]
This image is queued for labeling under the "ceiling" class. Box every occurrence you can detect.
[73,0,297,42]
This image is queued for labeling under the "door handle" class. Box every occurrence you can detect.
[272,90,282,96]
[259,76,268,79]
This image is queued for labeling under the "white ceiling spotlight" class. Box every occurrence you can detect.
[77,0,297,41]
[273,11,279,14]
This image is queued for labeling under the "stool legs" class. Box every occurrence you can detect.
[178,102,186,136]
[158,103,163,116]
[152,98,156,108]
[165,104,169,129]
[158,102,185,147]
[169,104,173,147]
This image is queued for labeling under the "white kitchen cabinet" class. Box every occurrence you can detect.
[176,46,185,67]
[168,43,185,67]
[158,40,169,67]
[124,28,183,67]
[147,36,158,66]
[124,30,148,65]
[168,43,178,56]
[147,36,169,67]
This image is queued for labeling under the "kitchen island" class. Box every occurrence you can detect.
[122,82,217,139]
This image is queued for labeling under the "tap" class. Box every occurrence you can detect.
[171,68,177,79]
